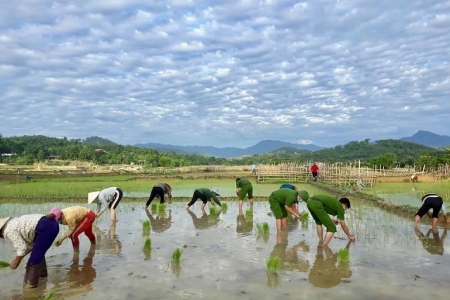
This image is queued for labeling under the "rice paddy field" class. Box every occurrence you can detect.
[0,175,450,299]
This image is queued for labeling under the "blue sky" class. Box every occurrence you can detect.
[1,0,449,148]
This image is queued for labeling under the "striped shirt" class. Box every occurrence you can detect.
[3,214,44,256]
[154,183,172,198]
[61,206,91,239]
[423,194,447,215]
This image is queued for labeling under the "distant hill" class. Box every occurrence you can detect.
[83,136,117,147]
[400,130,450,148]
[135,140,324,158]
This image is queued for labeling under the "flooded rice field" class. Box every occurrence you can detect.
[1,199,450,300]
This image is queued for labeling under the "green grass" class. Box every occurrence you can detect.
[0,260,10,268]
[337,248,350,263]
[171,248,183,263]
[143,237,152,251]
[245,209,253,217]
[256,222,270,235]
[266,256,281,275]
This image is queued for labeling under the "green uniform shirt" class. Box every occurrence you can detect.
[197,188,220,204]
[271,189,299,207]
[236,178,252,188]
[310,195,345,220]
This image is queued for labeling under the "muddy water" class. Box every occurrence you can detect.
[1,200,450,300]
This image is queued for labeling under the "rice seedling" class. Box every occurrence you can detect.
[143,237,152,251]
[221,202,228,210]
[171,248,183,263]
[159,203,166,211]
[142,220,151,230]
[299,212,309,222]
[209,206,218,215]
[266,256,281,275]
[44,291,55,300]
[245,209,253,217]
[0,261,10,268]
[256,222,270,235]
[151,203,158,210]
[337,248,350,263]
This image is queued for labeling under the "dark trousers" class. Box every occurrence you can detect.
[416,196,443,218]
[108,188,123,209]
[146,187,165,207]
[187,190,207,207]
[29,217,60,265]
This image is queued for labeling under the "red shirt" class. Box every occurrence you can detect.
[311,165,319,172]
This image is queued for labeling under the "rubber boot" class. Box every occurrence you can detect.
[39,258,47,278]
[23,263,41,288]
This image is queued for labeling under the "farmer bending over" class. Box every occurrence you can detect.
[56,206,96,251]
[145,183,172,208]
[88,187,123,221]
[305,194,355,245]
[236,178,254,210]
[185,188,221,211]
[0,208,61,288]
[279,183,300,215]
[414,193,449,228]
[269,189,309,230]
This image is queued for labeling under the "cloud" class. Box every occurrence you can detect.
[1,0,449,148]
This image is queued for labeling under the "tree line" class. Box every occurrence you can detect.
[0,134,448,169]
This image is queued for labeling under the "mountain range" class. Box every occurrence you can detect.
[400,130,450,148]
[133,130,449,158]
[134,140,324,158]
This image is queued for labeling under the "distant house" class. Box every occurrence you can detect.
[1,153,17,157]
[94,148,105,153]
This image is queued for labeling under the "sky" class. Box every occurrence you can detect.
[1,0,450,148]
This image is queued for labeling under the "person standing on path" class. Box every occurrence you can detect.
[269,189,309,230]
[236,178,254,210]
[305,194,355,245]
[185,188,221,211]
[56,206,96,251]
[0,208,61,288]
[88,187,123,221]
[311,163,319,181]
[145,183,172,208]
[414,193,449,228]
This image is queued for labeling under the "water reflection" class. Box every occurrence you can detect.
[415,227,446,255]
[186,208,222,230]
[94,222,122,257]
[308,241,352,288]
[236,207,253,236]
[270,230,310,272]
[52,245,97,298]
[145,208,172,233]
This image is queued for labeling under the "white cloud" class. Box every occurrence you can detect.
[0,0,449,148]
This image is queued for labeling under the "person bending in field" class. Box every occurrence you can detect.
[185,188,221,211]
[280,183,300,215]
[88,187,123,222]
[305,194,355,245]
[236,178,254,211]
[0,208,61,288]
[269,189,309,230]
[145,183,172,209]
[414,193,449,228]
[56,206,96,252]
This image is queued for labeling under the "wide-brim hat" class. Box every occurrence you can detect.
[88,191,101,204]
[0,217,11,231]
[210,187,220,196]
